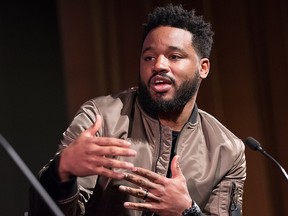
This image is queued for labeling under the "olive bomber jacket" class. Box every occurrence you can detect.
[29,87,246,216]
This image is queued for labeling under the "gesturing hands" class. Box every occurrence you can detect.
[119,155,192,216]
[58,115,137,182]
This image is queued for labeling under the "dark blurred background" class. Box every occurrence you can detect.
[0,0,287,215]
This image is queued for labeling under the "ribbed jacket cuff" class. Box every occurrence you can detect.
[39,154,78,200]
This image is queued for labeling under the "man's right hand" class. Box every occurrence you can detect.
[58,115,137,182]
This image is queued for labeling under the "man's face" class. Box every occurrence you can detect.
[139,26,207,113]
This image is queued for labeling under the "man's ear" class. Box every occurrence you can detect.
[199,58,210,79]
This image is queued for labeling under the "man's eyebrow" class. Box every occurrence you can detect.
[141,46,184,55]
[167,46,184,52]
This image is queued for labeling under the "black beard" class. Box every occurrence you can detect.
[138,71,200,116]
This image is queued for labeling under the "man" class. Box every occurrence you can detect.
[30,4,246,216]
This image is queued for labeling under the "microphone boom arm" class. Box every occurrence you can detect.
[0,134,64,216]
[245,136,288,182]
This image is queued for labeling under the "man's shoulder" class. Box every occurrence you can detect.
[86,87,138,106]
[197,108,235,135]
[83,87,138,114]
[110,87,138,102]
[197,108,224,126]
[197,108,244,150]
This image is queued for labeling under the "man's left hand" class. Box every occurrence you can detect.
[119,155,192,216]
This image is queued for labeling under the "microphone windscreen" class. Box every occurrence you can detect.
[244,136,261,151]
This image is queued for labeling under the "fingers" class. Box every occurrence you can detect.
[129,167,166,186]
[124,156,186,188]
[119,185,162,202]
[85,114,102,137]
[91,156,135,171]
[93,166,126,179]
[90,145,137,157]
[79,114,137,156]
[60,114,140,181]
[92,136,133,148]
[123,172,159,189]
[123,202,153,211]
[84,115,132,149]
[170,155,183,178]
[120,157,191,215]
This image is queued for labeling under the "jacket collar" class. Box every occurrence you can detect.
[189,104,198,124]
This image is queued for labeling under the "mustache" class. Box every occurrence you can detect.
[148,73,176,85]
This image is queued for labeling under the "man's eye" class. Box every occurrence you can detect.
[170,55,181,60]
[144,56,154,61]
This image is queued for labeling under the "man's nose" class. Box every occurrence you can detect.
[153,55,169,73]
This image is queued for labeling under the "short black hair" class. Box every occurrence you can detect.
[143,4,214,58]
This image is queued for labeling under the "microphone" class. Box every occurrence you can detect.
[0,134,64,216]
[244,136,288,182]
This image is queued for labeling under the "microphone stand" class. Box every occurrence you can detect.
[245,136,288,182]
[260,148,288,181]
[0,134,64,216]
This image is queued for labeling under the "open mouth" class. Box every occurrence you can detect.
[150,75,173,93]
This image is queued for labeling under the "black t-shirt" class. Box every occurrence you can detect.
[166,130,179,178]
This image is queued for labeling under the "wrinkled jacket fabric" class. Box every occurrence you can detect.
[30,87,246,216]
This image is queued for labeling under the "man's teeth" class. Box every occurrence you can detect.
[155,80,164,84]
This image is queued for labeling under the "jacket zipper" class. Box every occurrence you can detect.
[174,122,190,161]
[152,122,162,173]
[229,182,241,216]
[145,124,162,216]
